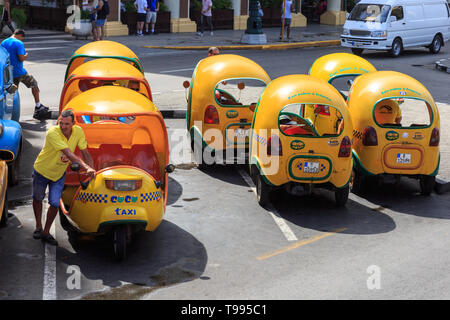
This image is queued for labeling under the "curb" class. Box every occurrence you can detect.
[435,177,450,195]
[143,39,341,51]
[435,58,450,73]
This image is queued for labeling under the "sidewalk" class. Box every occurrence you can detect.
[435,57,450,74]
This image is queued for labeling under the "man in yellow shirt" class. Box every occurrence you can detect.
[32,109,95,246]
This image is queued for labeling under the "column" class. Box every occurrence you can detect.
[233,0,248,30]
[105,0,129,35]
[167,0,197,32]
[291,0,307,27]
[320,0,346,25]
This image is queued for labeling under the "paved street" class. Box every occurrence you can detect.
[1,28,450,300]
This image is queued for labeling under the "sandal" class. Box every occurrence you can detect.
[33,228,42,239]
[41,234,58,246]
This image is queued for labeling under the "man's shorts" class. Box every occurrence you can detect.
[283,18,292,26]
[96,19,106,26]
[137,13,146,22]
[13,73,38,88]
[146,11,157,24]
[32,169,66,208]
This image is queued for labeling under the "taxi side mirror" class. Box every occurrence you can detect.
[183,81,190,89]
[165,164,175,173]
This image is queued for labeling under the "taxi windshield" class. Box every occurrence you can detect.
[279,103,344,137]
[348,4,391,22]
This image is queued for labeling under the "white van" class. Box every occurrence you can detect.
[341,0,450,57]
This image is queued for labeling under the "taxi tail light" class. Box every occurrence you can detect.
[105,180,142,191]
[362,126,378,146]
[429,128,439,146]
[267,135,282,156]
[204,105,219,124]
[338,136,352,157]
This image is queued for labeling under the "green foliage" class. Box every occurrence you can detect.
[212,0,232,10]
[11,8,27,28]
[192,0,201,11]
[80,9,90,20]
[261,0,283,9]
[125,0,137,13]
[159,1,169,12]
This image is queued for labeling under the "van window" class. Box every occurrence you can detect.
[424,4,448,19]
[404,5,424,21]
[348,4,391,22]
[391,6,403,20]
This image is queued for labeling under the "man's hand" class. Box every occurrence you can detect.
[84,165,96,178]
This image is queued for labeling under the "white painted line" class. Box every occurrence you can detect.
[159,68,194,74]
[349,193,397,215]
[23,40,71,45]
[238,169,298,242]
[26,46,66,52]
[42,202,57,300]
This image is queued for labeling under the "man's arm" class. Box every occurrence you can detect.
[61,148,96,177]
[18,53,28,62]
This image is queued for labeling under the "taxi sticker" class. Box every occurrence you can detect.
[226,110,238,119]
[385,131,399,141]
[290,140,305,150]
[413,132,424,140]
[328,138,339,146]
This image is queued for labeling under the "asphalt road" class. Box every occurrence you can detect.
[0,33,450,300]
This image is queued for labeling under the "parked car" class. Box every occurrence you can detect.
[341,0,450,57]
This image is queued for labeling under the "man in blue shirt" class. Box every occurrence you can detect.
[1,29,49,120]
[145,0,159,34]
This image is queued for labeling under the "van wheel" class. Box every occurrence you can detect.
[390,38,403,58]
[351,48,364,56]
[256,172,271,208]
[335,186,349,207]
[429,35,442,54]
[420,175,435,196]
[0,192,8,227]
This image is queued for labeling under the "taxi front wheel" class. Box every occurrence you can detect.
[419,175,435,196]
[256,172,271,208]
[335,186,349,207]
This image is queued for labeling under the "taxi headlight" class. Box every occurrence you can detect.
[371,30,387,37]
[105,179,142,191]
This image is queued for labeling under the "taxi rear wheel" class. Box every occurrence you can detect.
[335,186,349,207]
[350,169,364,194]
[419,175,435,196]
[113,225,128,261]
[256,172,271,208]
[0,192,8,227]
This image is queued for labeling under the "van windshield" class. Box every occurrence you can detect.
[348,4,391,22]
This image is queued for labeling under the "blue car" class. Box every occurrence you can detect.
[0,46,22,186]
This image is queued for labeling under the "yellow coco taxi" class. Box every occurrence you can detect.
[0,161,7,227]
[184,54,270,166]
[348,71,440,195]
[250,75,353,207]
[309,52,377,99]
[64,40,144,82]
[60,58,152,112]
[59,86,173,260]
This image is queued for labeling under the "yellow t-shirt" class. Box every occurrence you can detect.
[34,125,88,181]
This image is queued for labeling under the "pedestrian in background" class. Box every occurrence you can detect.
[134,0,147,36]
[197,0,213,37]
[96,0,110,41]
[0,0,14,36]
[86,0,98,41]
[1,29,49,120]
[145,0,159,35]
[280,0,294,40]
[208,46,219,56]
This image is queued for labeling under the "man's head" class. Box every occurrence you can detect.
[127,80,140,92]
[208,47,220,56]
[13,29,25,41]
[59,110,75,136]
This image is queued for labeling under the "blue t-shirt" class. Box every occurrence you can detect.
[147,0,158,12]
[1,37,26,78]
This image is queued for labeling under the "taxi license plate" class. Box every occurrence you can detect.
[396,153,411,164]
[235,129,249,138]
[304,162,319,173]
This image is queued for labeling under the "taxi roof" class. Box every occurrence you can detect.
[73,40,140,60]
[63,86,159,115]
[309,53,377,83]
[66,58,145,81]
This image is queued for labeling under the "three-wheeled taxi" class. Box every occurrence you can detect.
[250,75,353,207]
[59,86,174,260]
[309,52,377,99]
[347,71,440,195]
[64,40,144,82]
[185,54,270,165]
[60,58,152,112]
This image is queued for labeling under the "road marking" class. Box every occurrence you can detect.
[237,169,298,242]
[159,68,194,74]
[26,46,66,52]
[257,228,348,260]
[42,202,57,300]
[23,40,71,45]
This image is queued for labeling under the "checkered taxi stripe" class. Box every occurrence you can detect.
[76,192,108,203]
[140,191,162,202]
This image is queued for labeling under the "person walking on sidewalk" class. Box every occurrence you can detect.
[1,29,49,120]
[0,0,15,36]
[197,0,213,37]
[134,0,147,36]
[145,0,159,35]
[86,0,98,41]
[96,0,110,41]
[32,109,95,246]
[280,0,294,40]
